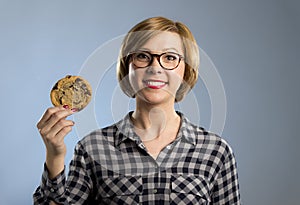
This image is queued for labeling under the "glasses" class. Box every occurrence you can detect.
[128,50,184,70]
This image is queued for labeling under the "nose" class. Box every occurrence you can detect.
[147,56,163,74]
[151,56,161,67]
[147,57,163,74]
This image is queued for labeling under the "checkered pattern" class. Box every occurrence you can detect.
[33,112,241,204]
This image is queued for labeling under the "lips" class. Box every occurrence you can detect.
[143,80,168,89]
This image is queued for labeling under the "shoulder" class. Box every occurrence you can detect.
[182,115,235,159]
[193,125,237,170]
[199,127,232,155]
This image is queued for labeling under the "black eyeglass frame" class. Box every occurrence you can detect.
[127,51,185,70]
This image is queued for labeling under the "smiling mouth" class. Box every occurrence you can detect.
[143,80,168,89]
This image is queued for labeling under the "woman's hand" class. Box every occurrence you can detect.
[37,105,76,178]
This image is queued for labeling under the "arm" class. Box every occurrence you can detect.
[211,148,241,205]
[33,164,65,204]
[38,106,75,178]
[33,142,93,204]
[33,106,74,204]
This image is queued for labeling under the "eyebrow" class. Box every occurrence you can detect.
[138,47,182,54]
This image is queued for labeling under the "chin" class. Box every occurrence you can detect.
[136,90,175,105]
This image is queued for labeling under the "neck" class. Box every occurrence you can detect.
[132,98,178,129]
[131,98,180,141]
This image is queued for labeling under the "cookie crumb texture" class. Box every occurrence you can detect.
[50,75,92,111]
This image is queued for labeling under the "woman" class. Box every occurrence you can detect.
[34,16,240,204]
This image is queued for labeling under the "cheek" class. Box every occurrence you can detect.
[128,65,137,87]
[170,64,185,87]
[170,73,183,88]
[128,64,144,91]
[166,73,184,96]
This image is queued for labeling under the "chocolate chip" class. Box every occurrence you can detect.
[52,82,58,90]
[75,78,83,83]
[85,90,91,96]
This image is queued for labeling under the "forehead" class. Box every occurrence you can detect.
[140,31,183,53]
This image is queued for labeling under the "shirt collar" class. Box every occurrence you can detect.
[115,111,197,147]
[115,111,140,147]
[176,111,197,146]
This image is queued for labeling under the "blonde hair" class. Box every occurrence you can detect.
[117,16,200,102]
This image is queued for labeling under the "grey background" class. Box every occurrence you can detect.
[0,0,299,204]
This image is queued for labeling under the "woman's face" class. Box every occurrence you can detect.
[128,31,185,105]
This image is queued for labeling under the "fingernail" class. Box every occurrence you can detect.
[71,108,78,112]
[63,105,69,109]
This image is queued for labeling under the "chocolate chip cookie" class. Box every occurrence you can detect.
[50,75,92,111]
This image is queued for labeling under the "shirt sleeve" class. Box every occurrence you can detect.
[33,142,93,204]
[211,146,241,205]
[33,164,66,205]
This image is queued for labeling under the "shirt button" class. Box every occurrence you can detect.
[50,188,55,193]
[166,145,171,149]
[153,189,158,194]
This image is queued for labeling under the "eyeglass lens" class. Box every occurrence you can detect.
[132,51,182,70]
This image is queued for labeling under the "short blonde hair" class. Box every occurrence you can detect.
[117,16,199,102]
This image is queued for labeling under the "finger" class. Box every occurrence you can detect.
[37,106,66,129]
[43,125,74,148]
[44,119,74,141]
[55,125,74,144]
[39,109,75,135]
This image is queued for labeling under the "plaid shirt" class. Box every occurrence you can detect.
[33,112,240,204]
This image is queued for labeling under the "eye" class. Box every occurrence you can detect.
[163,53,179,62]
[135,52,151,62]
